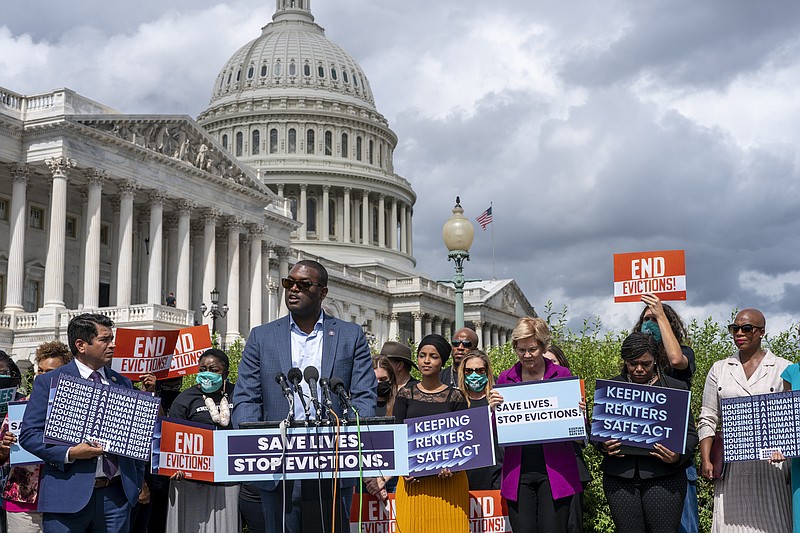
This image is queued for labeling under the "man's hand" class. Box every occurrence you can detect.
[139,373,157,393]
[138,481,151,504]
[365,476,388,503]
[68,442,105,461]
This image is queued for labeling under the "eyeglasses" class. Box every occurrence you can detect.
[451,340,473,348]
[642,316,657,323]
[464,367,487,375]
[281,277,326,291]
[727,324,764,334]
[515,346,542,356]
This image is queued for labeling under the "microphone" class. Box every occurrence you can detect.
[303,366,323,420]
[329,376,355,415]
[288,367,310,422]
[319,377,334,412]
[275,372,295,421]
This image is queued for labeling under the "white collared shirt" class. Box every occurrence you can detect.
[289,311,324,419]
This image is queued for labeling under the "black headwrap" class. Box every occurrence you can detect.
[417,334,452,365]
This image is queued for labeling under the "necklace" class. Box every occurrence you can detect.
[203,392,230,426]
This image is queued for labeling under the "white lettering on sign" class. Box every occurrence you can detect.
[631,257,665,279]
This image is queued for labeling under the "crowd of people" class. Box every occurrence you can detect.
[0,259,795,533]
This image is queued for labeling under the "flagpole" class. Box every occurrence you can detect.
[491,201,496,280]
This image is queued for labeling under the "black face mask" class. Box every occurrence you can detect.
[0,375,20,390]
[159,389,182,414]
[376,381,392,398]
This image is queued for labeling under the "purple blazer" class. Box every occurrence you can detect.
[496,359,583,501]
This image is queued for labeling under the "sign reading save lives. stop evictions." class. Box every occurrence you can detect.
[111,325,213,380]
[494,378,586,446]
[613,250,686,302]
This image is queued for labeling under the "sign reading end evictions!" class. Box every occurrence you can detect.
[613,250,686,303]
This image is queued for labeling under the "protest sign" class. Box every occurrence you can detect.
[348,490,511,533]
[43,373,161,461]
[165,325,213,378]
[152,418,216,482]
[613,250,686,302]
[112,328,180,379]
[0,386,16,417]
[721,390,800,462]
[405,406,495,475]
[8,402,41,466]
[212,424,408,482]
[494,378,585,446]
[591,379,690,454]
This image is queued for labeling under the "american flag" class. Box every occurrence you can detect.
[476,206,493,230]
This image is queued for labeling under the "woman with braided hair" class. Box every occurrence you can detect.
[599,332,698,533]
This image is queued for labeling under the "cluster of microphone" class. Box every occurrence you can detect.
[274,366,354,424]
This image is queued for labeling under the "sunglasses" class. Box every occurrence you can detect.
[281,277,326,291]
[464,367,487,375]
[451,340,473,348]
[727,324,764,334]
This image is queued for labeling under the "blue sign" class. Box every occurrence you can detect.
[591,379,690,453]
[405,406,496,475]
[8,402,41,466]
[494,378,586,446]
[213,424,408,482]
[721,390,800,462]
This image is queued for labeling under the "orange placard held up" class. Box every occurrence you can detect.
[155,419,215,482]
[165,325,213,378]
[112,328,180,379]
[613,250,686,303]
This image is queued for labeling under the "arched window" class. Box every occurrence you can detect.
[353,74,359,88]
[222,134,228,150]
[289,197,298,220]
[303,62,311,77]
[324,131,332,156]
[329,199,336,237]
[356,136,362,161]
[270,129,278,154]
[306,129,315,154]
[368,140,374,164]
[307,197,317,233]
[343,70,349,84]
[289,62,297,76]
[288,128,297,153]
[260,64,267,77]
[318,65,325,78]
[274,62,282,76]
[251,130,260,155]
[236,70,241,82]
[331,67,338,81]
[341,133,348,158]
[372,206,379,243]
[378,142,383,167]
[235,132,243,157]
[247,66,254,79]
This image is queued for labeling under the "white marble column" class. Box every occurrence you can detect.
[249,227,263,332]
[267,278,278,322]
[82,169,106,308]
[482,323,491,349]
[474,321,484,348]
[321,185,330,241]
[116,180,136,307]
[43,157,76,308]
[378,194,386,248]
[202,209,220,328]
[147,191,165,305]
[298,184,307,240]
[225,219,242,343]
[388,313,399,341]
[390,198,398,251]
[433,318,442,336]
[278,248,291,317]
[4,164,29,313]
[343,187,351,243]
[491,326,499,349]
[499,329,508,346]
[176,200,194,309]
[412,311,424,346]
[423,314,433,336]
[361,190,369,245]
[399,203,408,254]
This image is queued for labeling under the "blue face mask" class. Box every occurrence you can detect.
[465,372,489,392]
[641,320,662,344]
[196,371,223,393]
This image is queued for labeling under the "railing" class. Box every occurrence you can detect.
[15,313,38,330]
[0,88,23,111]
[59,305,194,328]
[0,314,11,329]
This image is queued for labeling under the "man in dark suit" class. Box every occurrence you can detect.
[233,259,377,533]
[20,313,145,533]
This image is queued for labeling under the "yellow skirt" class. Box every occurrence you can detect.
[395,471,469,533]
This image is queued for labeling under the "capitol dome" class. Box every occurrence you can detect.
[199,0,417,275]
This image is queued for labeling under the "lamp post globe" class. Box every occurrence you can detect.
[442,197,474,330]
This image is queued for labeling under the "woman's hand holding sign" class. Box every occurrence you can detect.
[488,389,503,410]
[650,443,679,464]
[602,439,625,457]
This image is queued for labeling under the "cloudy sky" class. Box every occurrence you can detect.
[4,1,800,336]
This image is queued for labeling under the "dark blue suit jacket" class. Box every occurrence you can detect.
[232,313,377,489]
[20,360,145,513]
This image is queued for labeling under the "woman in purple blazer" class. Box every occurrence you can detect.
[495,317,583,533]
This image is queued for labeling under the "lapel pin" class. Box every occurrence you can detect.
[328,330,335,336]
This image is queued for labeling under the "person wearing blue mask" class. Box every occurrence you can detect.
[166,348,239,532]
[635,294,697,533]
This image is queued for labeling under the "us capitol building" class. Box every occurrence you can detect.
[0,0,534,367]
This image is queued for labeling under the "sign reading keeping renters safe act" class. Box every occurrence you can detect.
[613,250,686,302]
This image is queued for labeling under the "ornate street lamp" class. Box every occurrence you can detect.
[361,321,376,344]
[200,288,229,337]
[442,197,475,330]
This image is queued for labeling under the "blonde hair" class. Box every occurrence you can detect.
[511,317,551,350]
[457,350,495,407]
[372,355,397,416]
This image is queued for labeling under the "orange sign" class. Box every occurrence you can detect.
[613,250,686,303]
[156,419,215,482]
[112,328,180,379]
[165,325,213,378]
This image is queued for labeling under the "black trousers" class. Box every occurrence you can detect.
[261,479,353,533]
[603,470,687,533]
[507,471,572,533]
